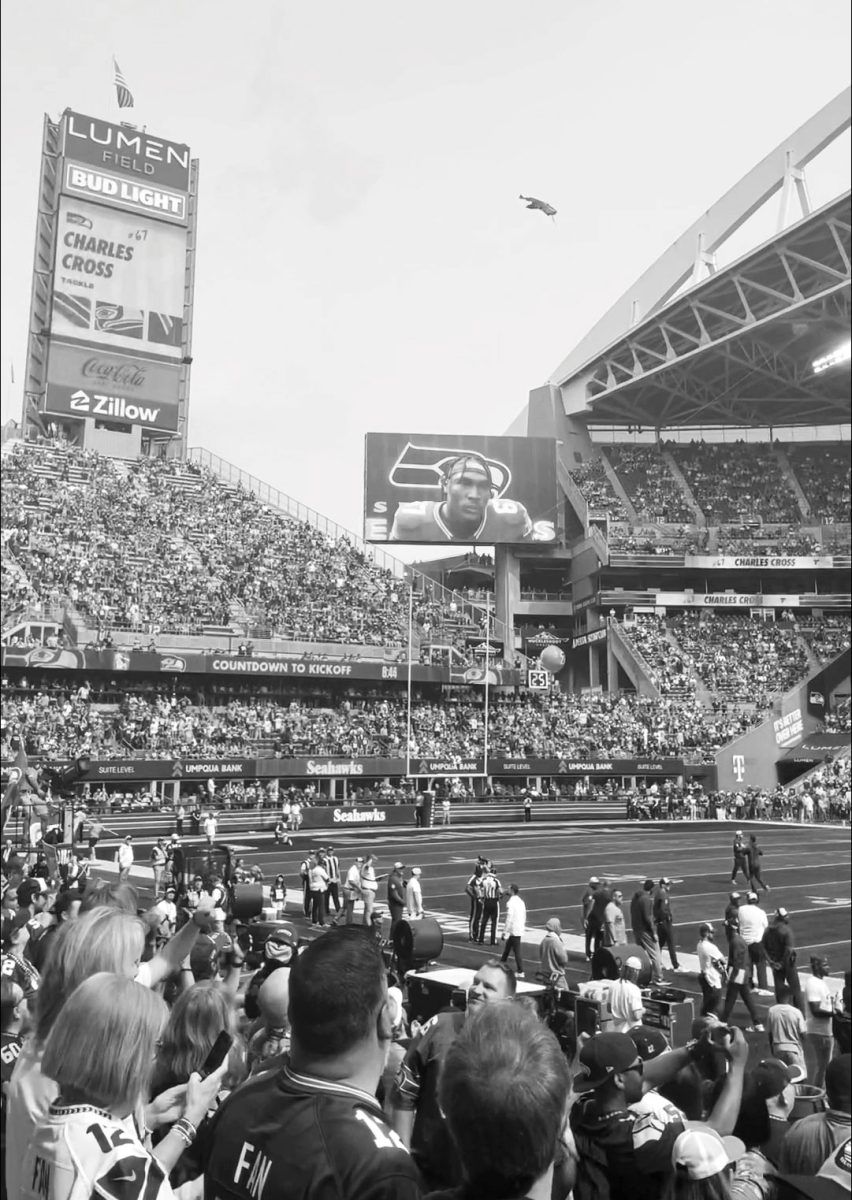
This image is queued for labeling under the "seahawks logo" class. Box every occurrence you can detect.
[388,442,511,495]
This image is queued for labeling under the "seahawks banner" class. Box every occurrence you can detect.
[9,753,686,783]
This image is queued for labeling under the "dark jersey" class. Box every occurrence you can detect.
[197,1061,422,1200]
[394,1009,466,1185]
[570,1093,684,1200]
[390,500,533,543]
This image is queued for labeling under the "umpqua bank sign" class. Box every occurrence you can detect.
[61,111,191,192]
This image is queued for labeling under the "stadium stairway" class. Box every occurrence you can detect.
[600,448,638,522]
[661,449,706,526]
[773,443,812,520]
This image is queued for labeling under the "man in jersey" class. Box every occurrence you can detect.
[196,927,422,1200]
[389,454,534,543]
[391,960,516,1190]
[570,1026,749,1200]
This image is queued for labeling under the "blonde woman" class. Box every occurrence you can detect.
[5,908,182,1200]
[20,974,226,1200]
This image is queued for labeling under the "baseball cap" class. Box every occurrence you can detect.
[265,925,297,961]
[752,1057,803,1097]
[748,892,758,903]
[393,862,405,870]
[673,1125,745,1180]
[660,877,672,886]
[775,907,789,920]
[629,1025,670,1061]
[781,1137,850,1200]
[588,876,600,885]
[625,956,642,970]
[574,1032,642,1091]
[1,909,31,947]
[411,867,422,876]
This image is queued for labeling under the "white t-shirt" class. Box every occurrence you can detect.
[768,1002,807,1052]
[737,903,769,945]
[697,938,727,990]
[607,978,644,1033]
[805,975,833,1036]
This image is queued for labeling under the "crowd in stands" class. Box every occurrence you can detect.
[668,442,802,524]
[623,613,849,705]
[569,442,851,559]
[607,445,695,523]
[2,819,851,1199]
[1,443,488,656]
[568,458,629,519]
[787,443,852,523]
[1,684,782,766]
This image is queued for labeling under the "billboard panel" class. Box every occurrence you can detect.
[61,111,191,192]
[62,161,187,225]
[43,340,180,432]
[52,197,185,359]
[364,433,557,544]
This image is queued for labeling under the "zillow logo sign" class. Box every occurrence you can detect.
[69,389,162,425]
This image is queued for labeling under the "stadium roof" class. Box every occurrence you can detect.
[580,192,851,429]
[520,87,852,435]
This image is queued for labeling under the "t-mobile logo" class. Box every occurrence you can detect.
[732,755,746,784]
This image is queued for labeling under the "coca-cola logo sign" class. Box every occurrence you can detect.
[82,357,148,389]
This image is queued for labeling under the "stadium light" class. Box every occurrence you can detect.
[812,340,851,374]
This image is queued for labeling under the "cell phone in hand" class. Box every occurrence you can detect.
[198,1031,233,1079]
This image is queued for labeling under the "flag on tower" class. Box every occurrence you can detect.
[113,57,134,109]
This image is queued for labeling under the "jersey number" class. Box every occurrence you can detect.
[355,1109,407,1152]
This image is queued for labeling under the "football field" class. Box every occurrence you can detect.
[227,819,851,1017]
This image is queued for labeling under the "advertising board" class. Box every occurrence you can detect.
[62,162,187,224]
[51,197,185,359]
[43,340,180,432]
[364,433,558,544]
[683,555,834,570]
[61,111,191,193]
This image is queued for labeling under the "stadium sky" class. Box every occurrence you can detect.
[1,1,850,555]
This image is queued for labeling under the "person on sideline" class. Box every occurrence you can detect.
[500,884,526,978]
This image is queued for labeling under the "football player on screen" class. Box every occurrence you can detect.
[389,454,535,542]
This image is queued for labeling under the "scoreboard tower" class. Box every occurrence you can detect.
[22,109,199,459]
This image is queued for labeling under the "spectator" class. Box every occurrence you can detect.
[20,973,226,1199]
[608,957,646,1033]
[1,911,40,1009]
[434,999,573,1200]
[571,1026,749,1200]
[763,908,803,1011]
[722,917,763,1032]
[779,1054,851,1176]
[406,867,424,920]
[392,960,516,1190]
[631,879,663,985]
[668,1125,746,1200]
[604,889,628,947]
[115,835,134,883]
[539,917,569,989]
[196,927,422,1198]
[246,969,291,1076]
[730,1058,800,1198]
[697,924,728,1018]
[804,956,837,1089]
[768,986,808,1078]
[242,926,298,1023]
[737,892,770,993]
[152,978,246,1103]
[1,978,25,1161]
[500,884,526,978]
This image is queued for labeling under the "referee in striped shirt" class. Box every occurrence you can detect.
[476,868,502,945]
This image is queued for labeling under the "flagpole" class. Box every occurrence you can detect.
[405,577,414,779]
[483,591,490,770]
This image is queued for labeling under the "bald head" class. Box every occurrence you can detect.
[258,966,291,1027]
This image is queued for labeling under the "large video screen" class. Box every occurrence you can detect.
[364,433,558,544]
